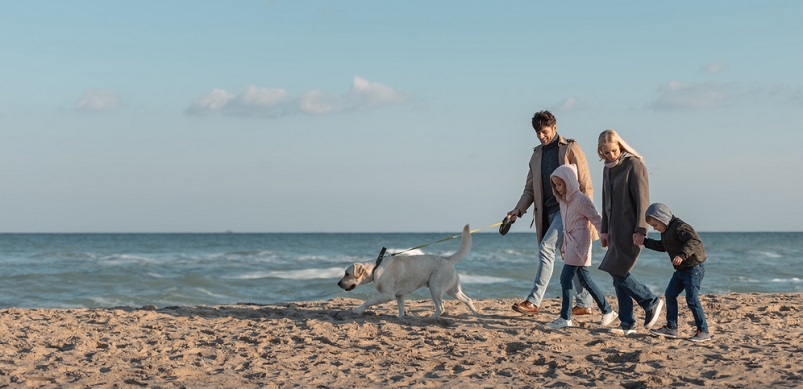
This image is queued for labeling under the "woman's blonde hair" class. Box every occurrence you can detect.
[597,129,643,161]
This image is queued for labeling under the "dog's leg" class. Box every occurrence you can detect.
[447,285,480,316]
[354,294,394,314]
[395,295,406,318]
[429,286,446,319]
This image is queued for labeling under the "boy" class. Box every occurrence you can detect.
[643,203,711,342]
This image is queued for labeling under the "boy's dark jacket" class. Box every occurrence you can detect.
[643,217,707,271]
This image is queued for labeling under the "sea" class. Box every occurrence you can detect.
[1,232,801,309]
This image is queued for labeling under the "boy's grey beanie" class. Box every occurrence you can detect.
[646,203,673,225]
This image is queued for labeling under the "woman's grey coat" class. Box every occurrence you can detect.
[598,155,650,277]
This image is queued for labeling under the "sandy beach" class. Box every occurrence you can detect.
[1,293,800,388]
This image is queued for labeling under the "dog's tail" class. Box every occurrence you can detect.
[447,224,472,264]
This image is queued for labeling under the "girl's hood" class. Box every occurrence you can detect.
[551,164,580,201]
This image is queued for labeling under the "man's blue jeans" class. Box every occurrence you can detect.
[526,211,592,308]
[665,264,708,332]
[610,272,660,328]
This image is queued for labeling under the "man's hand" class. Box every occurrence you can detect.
[672,256,683,266]
[600,233,608,248]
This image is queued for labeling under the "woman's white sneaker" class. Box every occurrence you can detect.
[610,327,636,335]
[548,317,574,329]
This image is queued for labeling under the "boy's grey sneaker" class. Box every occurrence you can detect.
[650,326,678,339]
[610,326,636,335]
[689,330,712,342]
[644,299,664,329]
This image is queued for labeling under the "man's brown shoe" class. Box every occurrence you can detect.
[572,306,593,316]
[512,301,539,315]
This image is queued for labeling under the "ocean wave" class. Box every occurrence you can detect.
[753,251,783,258]
[459,274,512,284]
[771,277,802,283]
[100,254,158,265]
[233,267,345,280]
[387,248,426,256]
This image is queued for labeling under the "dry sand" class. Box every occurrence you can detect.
[1,293,801,388]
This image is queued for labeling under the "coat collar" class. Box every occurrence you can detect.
[533,134,568,151]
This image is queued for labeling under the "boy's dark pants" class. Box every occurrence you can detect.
[665,263,708,333]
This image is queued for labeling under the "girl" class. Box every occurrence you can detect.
[597,129,663,334]
[547,164,618,329]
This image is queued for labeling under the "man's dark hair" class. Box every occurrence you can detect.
[531,110,556,130]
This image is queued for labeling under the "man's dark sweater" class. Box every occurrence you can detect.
[541,136,561,218]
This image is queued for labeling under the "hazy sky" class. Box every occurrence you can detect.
[2,1,802,233]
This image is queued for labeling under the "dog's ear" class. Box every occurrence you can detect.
[354,263,367,279]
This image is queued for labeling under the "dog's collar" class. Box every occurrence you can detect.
[372,247,387,278]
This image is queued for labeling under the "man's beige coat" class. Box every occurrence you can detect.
[514,135,596,243]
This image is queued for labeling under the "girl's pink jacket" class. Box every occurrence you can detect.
[551,164,603,267]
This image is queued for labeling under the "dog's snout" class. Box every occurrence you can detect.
[337,279,355,291]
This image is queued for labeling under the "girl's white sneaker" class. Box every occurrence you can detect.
[548,317,573,329]
[601,311,618,326]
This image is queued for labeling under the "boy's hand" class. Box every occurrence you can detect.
[632,232,645,246]
[672,256,683,266]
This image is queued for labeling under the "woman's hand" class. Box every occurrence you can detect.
[600,233,608,248]
[507,209,521,222]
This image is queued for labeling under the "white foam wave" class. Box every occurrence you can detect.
[194,288,230,299]
[101,254,157,265]
[387,248,426,256]
[459,274,512,284]
[235,267,345,280]
[755,251,783,258]
[771,277,802,283]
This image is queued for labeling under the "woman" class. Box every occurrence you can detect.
[597,129,663,334]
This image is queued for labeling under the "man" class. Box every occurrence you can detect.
[507,110,595,315]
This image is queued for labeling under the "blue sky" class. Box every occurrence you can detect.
[1,1,802,232]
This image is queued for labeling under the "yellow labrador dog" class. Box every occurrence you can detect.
[337,224,479,319]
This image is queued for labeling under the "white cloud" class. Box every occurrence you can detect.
[186,86,289,116]
[553,97,588,112]
[75,90,123,112]
[650,81,739,110]
[348,76,406,107]
[187,76,406,117]
[186,88,235,115]
[300,76,406,115]
[703,62,727,74]
[299,90,343,115]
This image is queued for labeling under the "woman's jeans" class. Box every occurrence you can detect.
[526,211,592,308]
[665,264,708,332]
[610,273,660,328]
[560,264,613,320]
